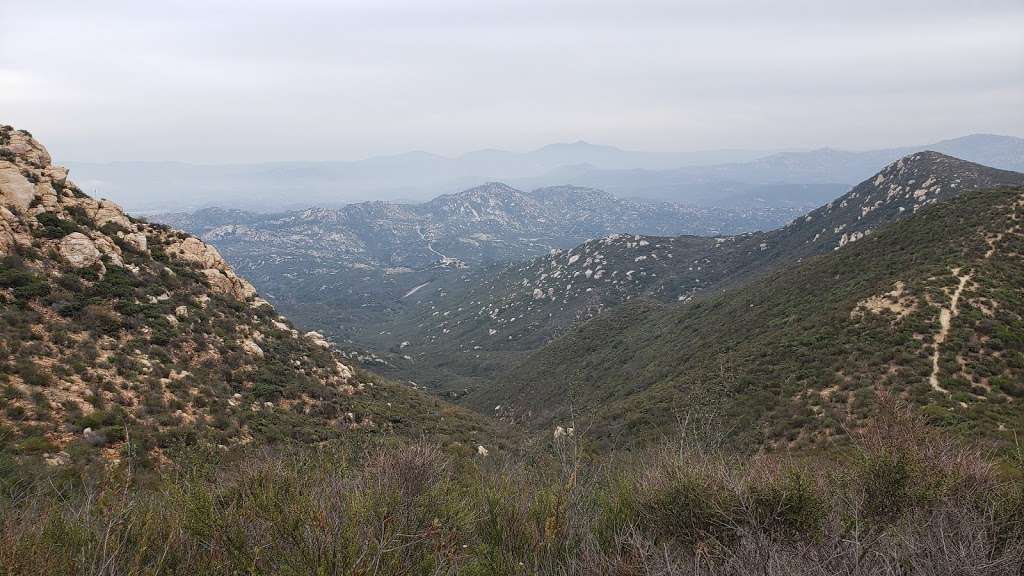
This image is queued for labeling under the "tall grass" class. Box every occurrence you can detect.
[0,401,1021,575]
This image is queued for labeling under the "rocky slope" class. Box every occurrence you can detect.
[0,125,495,466]
[355,153,1024,398]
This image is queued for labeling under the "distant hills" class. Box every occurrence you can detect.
[8,122,1024,457]
[156,183,802,346]
[64,133,1023,212]
[510,134,1024,205]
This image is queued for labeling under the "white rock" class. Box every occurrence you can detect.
[242,339,264,357]
[0,161,36,211]
[304,330,331,348]
[123,232,147,252]
[59,232,102,268]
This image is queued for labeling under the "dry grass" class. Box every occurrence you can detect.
[0,400,1021,575]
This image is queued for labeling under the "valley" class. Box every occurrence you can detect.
[160,151,1024,441]
[5,1,1024,571]
[3,127,1023,575]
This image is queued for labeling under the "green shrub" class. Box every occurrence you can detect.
[639,462,740,546]
[34,212,80,239]
[16,435,56,454]
[747,467,826,537]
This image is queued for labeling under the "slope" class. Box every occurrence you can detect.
[0,125,498,465]
[491,184,1024,450]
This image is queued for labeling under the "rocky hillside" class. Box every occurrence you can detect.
[0,125,495,466]
[486,182,1024,450]
[356,153,1024,397]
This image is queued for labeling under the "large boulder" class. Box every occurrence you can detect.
[202,268,257,300]
[0,162,35,211]
[123,232,148,253]
[59,232,102,268]
[88,199,133,229]
[168,237,225,268]
[0,207,24,256]
[91,235,124,267]
[32,181,61,211]
[242,339,264,357]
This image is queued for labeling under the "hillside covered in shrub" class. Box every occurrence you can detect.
[485,181,1024,451]
[0,125,499,467]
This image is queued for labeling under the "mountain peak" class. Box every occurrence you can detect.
[771,151,1024,255]
[871,150,1019,193]
[430,182,526,202]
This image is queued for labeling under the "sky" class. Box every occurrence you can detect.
[2,0,1022,163]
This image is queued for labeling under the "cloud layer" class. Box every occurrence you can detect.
[2,0,1022,162]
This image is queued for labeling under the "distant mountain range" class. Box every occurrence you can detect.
[155,183,805,344]
[509,134,1024,204]
[64,134,1023,213]
[10,121,1024,458]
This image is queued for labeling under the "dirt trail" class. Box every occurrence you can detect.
[926,195,1024,394]
[929,268,971,394]
[416,225,447,259]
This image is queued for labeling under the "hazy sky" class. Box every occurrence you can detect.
[2,0,1022,162]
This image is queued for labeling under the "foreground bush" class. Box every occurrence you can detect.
[0,403,1021,575]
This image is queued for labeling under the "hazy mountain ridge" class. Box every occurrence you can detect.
[66,133,1023,212]
[510,134,1024,205]
[67,140,753,212]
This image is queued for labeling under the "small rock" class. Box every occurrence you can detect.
[82,427,105,446]
[242,339,264,357]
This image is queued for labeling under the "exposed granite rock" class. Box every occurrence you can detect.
[0,161,35,211]
[123,232,148,252]
[59,232,102,268]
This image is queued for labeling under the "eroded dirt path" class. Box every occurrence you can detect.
[929,267,971,394]
[927,194,1024,395]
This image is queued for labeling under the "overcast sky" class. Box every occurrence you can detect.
[2,0,1022,163]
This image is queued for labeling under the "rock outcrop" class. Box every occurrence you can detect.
[168,236,257,298]
[0,124,258,302]
[0,162,36,211]
[0,124,389,460]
